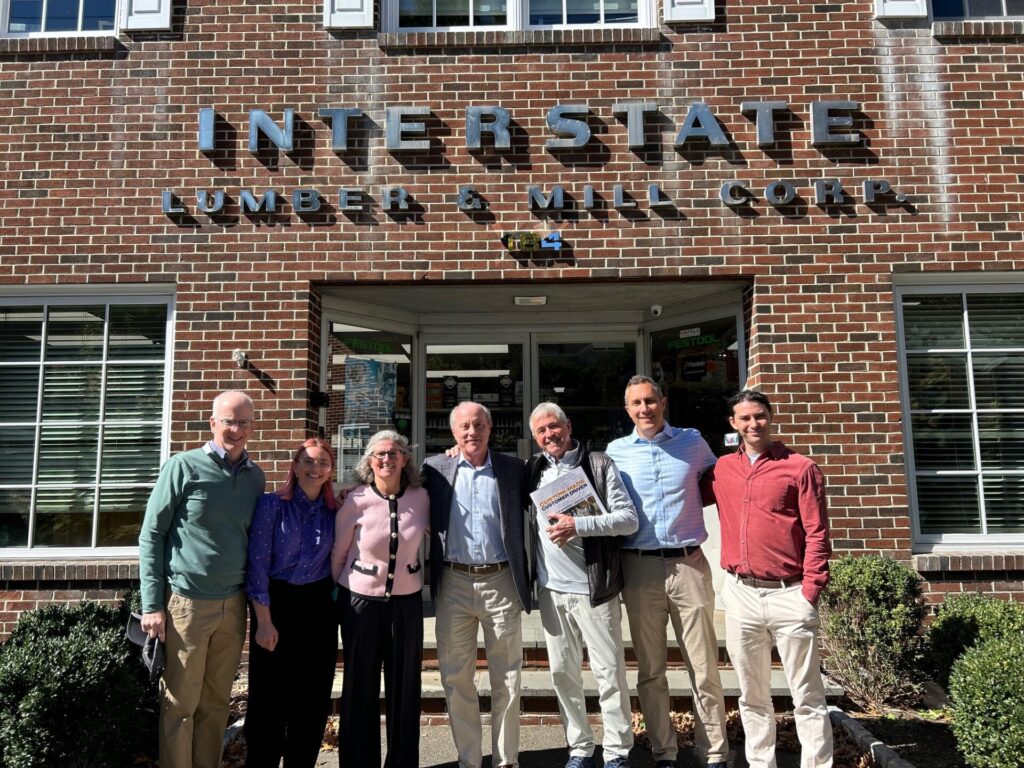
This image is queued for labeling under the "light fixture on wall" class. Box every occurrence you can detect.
[231,349,248,368]
[514,295,547,306]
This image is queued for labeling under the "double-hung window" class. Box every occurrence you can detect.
[0,295,173,554]
[897,286,1024,547]
[2,0,116,35]
[391,0,654,30]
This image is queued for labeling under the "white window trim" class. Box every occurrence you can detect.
[0,290,175,560]
[895,281,1024,552]
[0,0,120,37]
[381,0,656,32]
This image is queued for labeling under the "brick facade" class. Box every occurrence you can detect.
[1,1,1023,630]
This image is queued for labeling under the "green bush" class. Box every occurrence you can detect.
[925,592,1024,687]
[818,555,925,711]
[0,597,157,768]
[949,634,1024,768]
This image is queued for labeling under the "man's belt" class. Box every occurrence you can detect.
[446,561,508,575]
[623,546,700,559]
[730,571,802,589]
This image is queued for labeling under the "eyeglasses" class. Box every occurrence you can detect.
[298,458,332,470]
[214,418,254,429]
[371,450,402,461]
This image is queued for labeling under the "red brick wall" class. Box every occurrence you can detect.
[1,2,1023,609]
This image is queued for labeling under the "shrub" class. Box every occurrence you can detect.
[925,592,1024,687]
[949,634,1024,768]
[0,597,157,768]
[818,555,925,711]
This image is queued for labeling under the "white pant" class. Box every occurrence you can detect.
[722,574,833,768]
[436,567,523,768]
[539,588,634,760]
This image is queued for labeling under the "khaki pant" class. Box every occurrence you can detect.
[722,575,833,768]
[621,549,728,764]
[436,567,523,768]
[160,591,247,768]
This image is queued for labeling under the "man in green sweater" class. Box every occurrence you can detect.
[139,390,266,768]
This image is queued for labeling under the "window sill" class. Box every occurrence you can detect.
[0,559,138,582]
[912,552,1024,575]
[932,19,1024,38]
[378,26,663,49]
[0,34,119,56]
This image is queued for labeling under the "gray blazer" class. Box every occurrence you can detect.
[423,450,531,612]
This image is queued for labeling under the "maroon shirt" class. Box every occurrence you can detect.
[705,441,831,604]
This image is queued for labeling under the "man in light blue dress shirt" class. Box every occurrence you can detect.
[605,375,729,768]
[423,402,530,768]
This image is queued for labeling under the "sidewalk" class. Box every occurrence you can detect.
[312,723,796,768]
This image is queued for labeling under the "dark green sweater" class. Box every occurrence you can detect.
[139,446,265,613]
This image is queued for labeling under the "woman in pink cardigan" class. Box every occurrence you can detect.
[331,430,429,768]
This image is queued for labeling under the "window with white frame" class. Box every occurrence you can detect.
[932,0,1024,18]
[898,287,1024,545]
[0,297,172,552]
[391,0,653,30]
[2,0,116,35]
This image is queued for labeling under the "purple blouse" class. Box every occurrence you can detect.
[245,487,336,606]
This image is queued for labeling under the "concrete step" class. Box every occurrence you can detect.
[329,667,844,714]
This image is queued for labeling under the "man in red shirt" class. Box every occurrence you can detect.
[705,390,833,768]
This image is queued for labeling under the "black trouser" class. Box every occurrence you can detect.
[337,587,423,768]
[245,578,337,768]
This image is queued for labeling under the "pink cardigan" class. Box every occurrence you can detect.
[330,484,430,598]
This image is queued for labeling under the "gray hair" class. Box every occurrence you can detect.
[449,401,492,429]
[529,402,568,430]
[354,430,422,487]
[624,374,664,403]
[211,390,254,417]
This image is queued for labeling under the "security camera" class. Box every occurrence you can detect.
[650,304,663,318]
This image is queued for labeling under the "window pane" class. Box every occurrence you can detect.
[967,294,1024,348]
[0,306,43,362]
[38,424,98,484]
[983,476,1024,532]
[46,306,105,361]
[437,0,469,25]
[0,491,30,548]
[530,0,562,24]
[33,487,94,547]
[932,0,964,16]
[81,0,115,29]
[605,0,637,23]
[1007,0,1024,13]
[474,0,506,24]
[0,428,37,484]
[910,413,975,471]
[0,366,39,422]
[43,364,102,421]
[566,0,599,24]
[44,0,81,31]
[105,364,165,419]
[101,425,161,484]
[966,0,1004,15]
[96,487,148,546]
[7,0,43,32]
[916,477,981,534]
[398,0,433,26]
[907,354,970,410]
[979,414,1024,470]
[973,353,1024,409]
[901,294,964,349]
[108,305,167,360]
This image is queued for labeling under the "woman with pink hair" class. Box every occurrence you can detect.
[244,438,339,768]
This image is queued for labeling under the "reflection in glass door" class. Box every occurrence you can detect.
[535,340,637,451]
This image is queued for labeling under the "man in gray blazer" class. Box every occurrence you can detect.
[423,401,530,768]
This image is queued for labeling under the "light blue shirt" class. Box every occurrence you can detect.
[605,423,716,549]
[444,451,508,565]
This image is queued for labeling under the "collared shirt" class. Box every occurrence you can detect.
[606,423,717,549]
[245,487,336,606]
[203,440,252,477]
[444,451,508,565]
[534,440,638,594]
[707,441,831,604]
